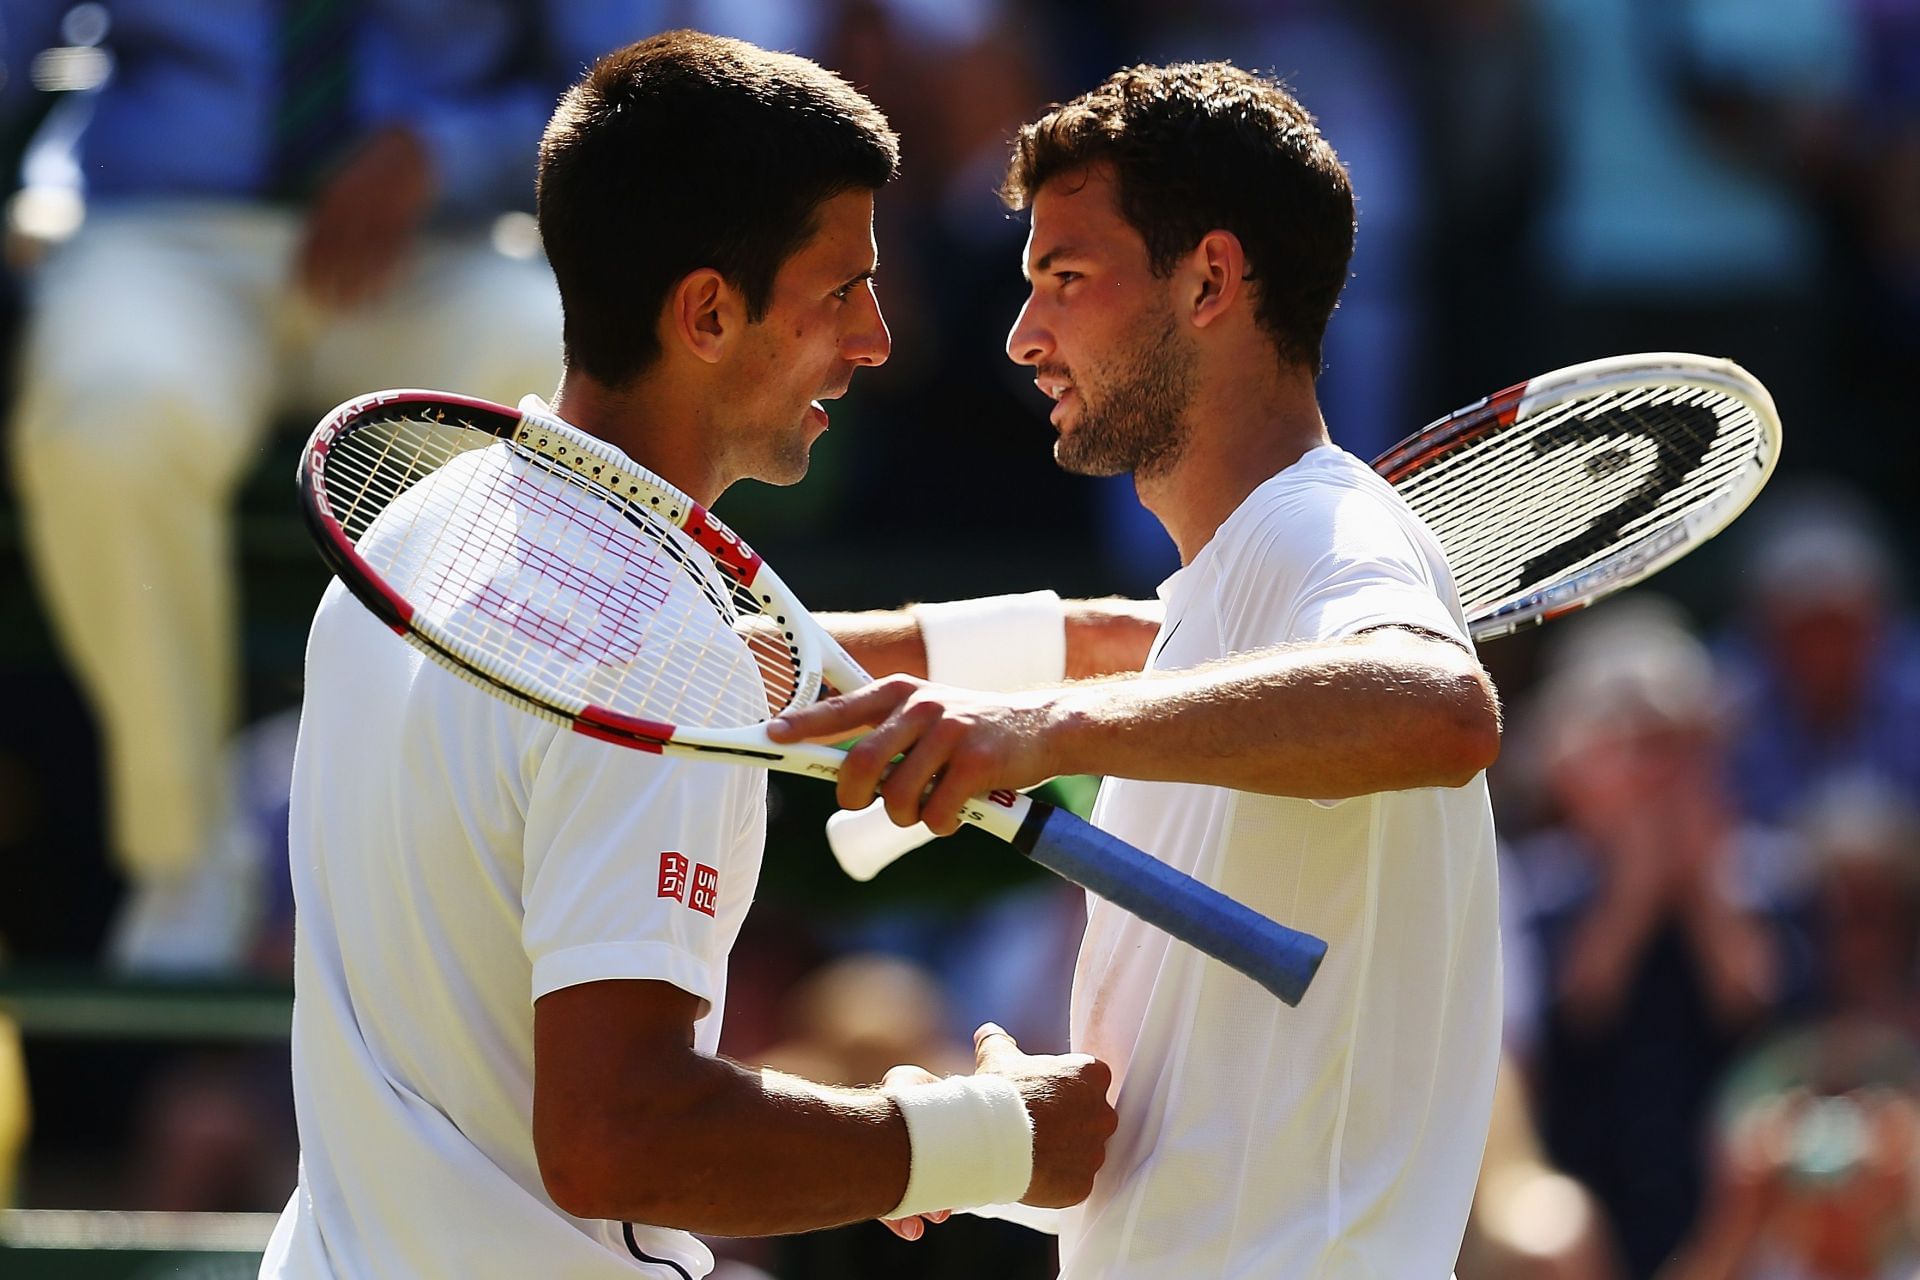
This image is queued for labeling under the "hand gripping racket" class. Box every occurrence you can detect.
[828,351,1784,877]
[297,391,1325,1005]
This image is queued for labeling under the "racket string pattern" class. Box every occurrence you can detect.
[298,390,1338,1005]
[316,410,801,734]
[1388,377,1775,635]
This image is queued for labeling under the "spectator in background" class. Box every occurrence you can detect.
[1794,779,1920,1029]
[1719,486,1920,830]
[0,2,646,969]
[1657,782,1920,1280]
[1661,1027,1920,1280]
[1503,599,1813,1279]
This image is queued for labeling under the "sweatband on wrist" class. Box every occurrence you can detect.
[884,1074,1034,1219]
[912,591,1066,690]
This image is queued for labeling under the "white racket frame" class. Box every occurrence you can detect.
[302,389,1329,1003]
[304,390,1046,841]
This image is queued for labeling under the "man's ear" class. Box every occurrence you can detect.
[665,268,741,365]
[1185,230,1246,330]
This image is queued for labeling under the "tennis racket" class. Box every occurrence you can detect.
[297,390,1325,1005]
[827,351,1782,878]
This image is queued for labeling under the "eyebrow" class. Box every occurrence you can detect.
[1022,245,1081,282]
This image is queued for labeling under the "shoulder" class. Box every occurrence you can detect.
[1221,448,1435,572]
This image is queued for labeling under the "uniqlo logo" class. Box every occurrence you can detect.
[657,852,688,902]
[689,864,719,917]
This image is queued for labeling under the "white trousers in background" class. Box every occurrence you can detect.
[9,200,562,896]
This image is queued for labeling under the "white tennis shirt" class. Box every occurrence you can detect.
[262,442,766,1279]
[1058,445,1502,1278]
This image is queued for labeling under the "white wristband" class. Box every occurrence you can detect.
[884,1074,1034,1219]
[912,591,1066,690]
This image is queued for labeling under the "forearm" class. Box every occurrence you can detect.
[821,609,927,680]
[821,595,1161,684]
[543,1054,909,1235]
[1042,631,1500,797]
[1064,596,1162,679]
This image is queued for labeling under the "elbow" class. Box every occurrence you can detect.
[537,1105,690,1226]
[1433,672,1502,788]
[537,1116,629,1223]
[1440,718,1501,787]
[539,1144,616,1223]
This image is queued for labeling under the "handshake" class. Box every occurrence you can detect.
[879,1023,1118,1241]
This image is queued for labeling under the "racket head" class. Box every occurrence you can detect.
[1375,353,1782,640]
[297,390,829,749]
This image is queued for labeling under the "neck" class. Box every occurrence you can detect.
[550,366,728,507]
[1135,359,1330,563]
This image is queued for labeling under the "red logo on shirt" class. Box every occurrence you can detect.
[657,852,688,902]
[690,864,719,917]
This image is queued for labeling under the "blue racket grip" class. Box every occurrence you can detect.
[1012,799,1327,1006]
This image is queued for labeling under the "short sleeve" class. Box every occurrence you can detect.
[521,730,749,1018]
[1218,481,1468,651]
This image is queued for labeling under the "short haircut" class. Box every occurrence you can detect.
[1002,62,1354,373]
[538,31,899,384]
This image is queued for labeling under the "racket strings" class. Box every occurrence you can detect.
[323,415,803,731]
[324,413,483,541]
[1394,384,1770,617]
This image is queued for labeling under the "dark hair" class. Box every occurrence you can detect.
[538,31,899,383]
[1002,62,1354,373]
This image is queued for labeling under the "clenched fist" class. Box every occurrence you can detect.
[972,1022,1116,1207]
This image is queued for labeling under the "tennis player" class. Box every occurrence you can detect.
[261,33,1113,1280]
[770,62,1504,1277]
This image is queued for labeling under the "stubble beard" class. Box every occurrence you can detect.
[727,400,819,489]
[756,428,814,487]
[1052,308,1197,482]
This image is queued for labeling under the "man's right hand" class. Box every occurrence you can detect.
[972,1022,1115,1207]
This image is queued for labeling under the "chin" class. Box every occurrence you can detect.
[1054,437,1127,479]
[755,446,813,488]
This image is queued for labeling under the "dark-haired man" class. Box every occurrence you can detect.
[772,62,1503,1276]
[263,33,1112,1280]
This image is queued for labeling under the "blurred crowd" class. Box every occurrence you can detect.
[0,1,1915,1277]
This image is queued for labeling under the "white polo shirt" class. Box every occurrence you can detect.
[262,441,766,1279]
[1058,445,1502,1279]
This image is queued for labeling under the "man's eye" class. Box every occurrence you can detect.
[1054,271,1080,285]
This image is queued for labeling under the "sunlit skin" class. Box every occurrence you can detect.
[766,164,1500,836]
[1004,164,1328,562]
[530,195,1115,1241]
[1004,176,1198,482]
[551,189,890,507]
